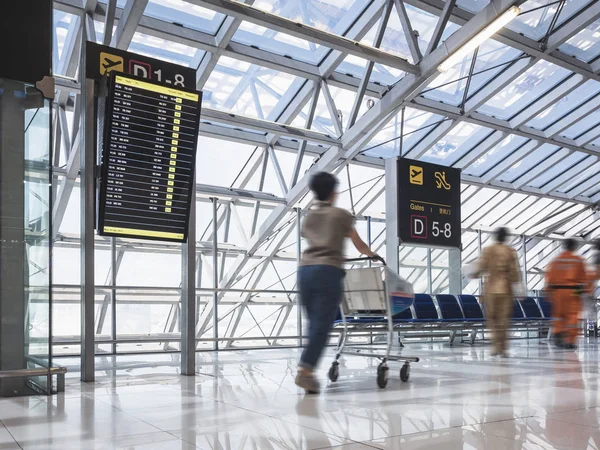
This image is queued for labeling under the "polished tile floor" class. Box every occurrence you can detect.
[3,341,600,449]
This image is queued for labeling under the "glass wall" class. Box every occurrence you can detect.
[0,77,52,394]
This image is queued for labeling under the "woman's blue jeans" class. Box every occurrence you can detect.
[298,265,344,370]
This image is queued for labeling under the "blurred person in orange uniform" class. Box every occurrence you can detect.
[545,238,588,349]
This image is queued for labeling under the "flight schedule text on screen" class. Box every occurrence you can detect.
[396,158,462,249]
[98,73,202,242]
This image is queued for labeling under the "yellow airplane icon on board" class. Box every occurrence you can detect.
[100,53,124,75]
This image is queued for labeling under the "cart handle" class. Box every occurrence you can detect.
[345,256,386,265]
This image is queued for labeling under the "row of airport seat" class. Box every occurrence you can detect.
[337,294,553,345]
[401,294,552,323]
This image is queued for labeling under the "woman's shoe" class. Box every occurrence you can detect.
[295,371,321,394]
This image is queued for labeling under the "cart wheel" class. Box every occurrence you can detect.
[328,363,339,382]
[376,364,389,388]
[400,363,410,382]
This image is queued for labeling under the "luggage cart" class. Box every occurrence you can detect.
[329,258,420,388]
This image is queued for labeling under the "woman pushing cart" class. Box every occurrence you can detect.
[296,171,418,395]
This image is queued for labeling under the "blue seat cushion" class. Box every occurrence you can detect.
[414,294,440,320]
[458,295,484,320]
[519,297,544,319]
[436,295,465,320]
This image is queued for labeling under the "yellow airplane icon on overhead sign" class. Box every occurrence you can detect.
[100,52,124,75]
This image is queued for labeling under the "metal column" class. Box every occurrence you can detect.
[211,198,219,351]
[427,249,433,294]
[80,76,96,382]
[296,207,302,347]
[0,80,27,395]
[385,159,400,273]
[367,216,372,267]
[521,234,528,292]
[448,247,462,295]
[477,230,483,295]
[181,185,196,375]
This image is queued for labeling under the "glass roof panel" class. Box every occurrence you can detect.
[526,152,588,188]
[335,55,404,87]
[463,134,528,177]
[559,109,600,139]
[410,4,460,56]
[557,162,600,193]
[506,1,594,41]
[128,32,198,67]
[422,41,521,106]
[526,79,600,130]
[478,60,570,120]
[233,21,323,64]
[582,181,600,198]
[364,108,442,158]
[456,0,490,13]
[242,0,370,64]
[497,144,560,183]
[420,122,487,165]
[98,0,127,8]
[144,0,226,34]
[291,84,376,137]
[360,4,412,63]
[203,56,300,119]
[476,193,528,228]
[560,18,600,62]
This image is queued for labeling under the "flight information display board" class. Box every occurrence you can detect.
[396,158,461,249]
[98,73,202,242]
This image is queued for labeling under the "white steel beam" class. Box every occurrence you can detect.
[111,0,149,49]
[342,0,527,151]
[394,0,423,63]
[191,0,419,73]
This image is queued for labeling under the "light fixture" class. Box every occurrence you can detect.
[437,6,521,73]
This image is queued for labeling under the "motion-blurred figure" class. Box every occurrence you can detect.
[296,172,382,394]
[545,239,587,349]
[474,227,522,357]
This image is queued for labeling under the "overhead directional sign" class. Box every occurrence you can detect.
[97,72,202,242]
[396,158,461,249]
[86,42,196,89]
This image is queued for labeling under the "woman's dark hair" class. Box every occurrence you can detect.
[563,238,577,252]
[495,227,508,244]
[309,172,338,202]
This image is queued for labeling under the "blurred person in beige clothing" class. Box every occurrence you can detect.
[474,227,522,357]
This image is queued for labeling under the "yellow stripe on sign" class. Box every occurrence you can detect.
[114,75,199,102]
[103,226,184,240]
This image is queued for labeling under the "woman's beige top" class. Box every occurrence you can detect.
[301,202,355,268]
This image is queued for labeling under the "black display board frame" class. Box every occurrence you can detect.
[97,71,202,243]
[396,158,462,249]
